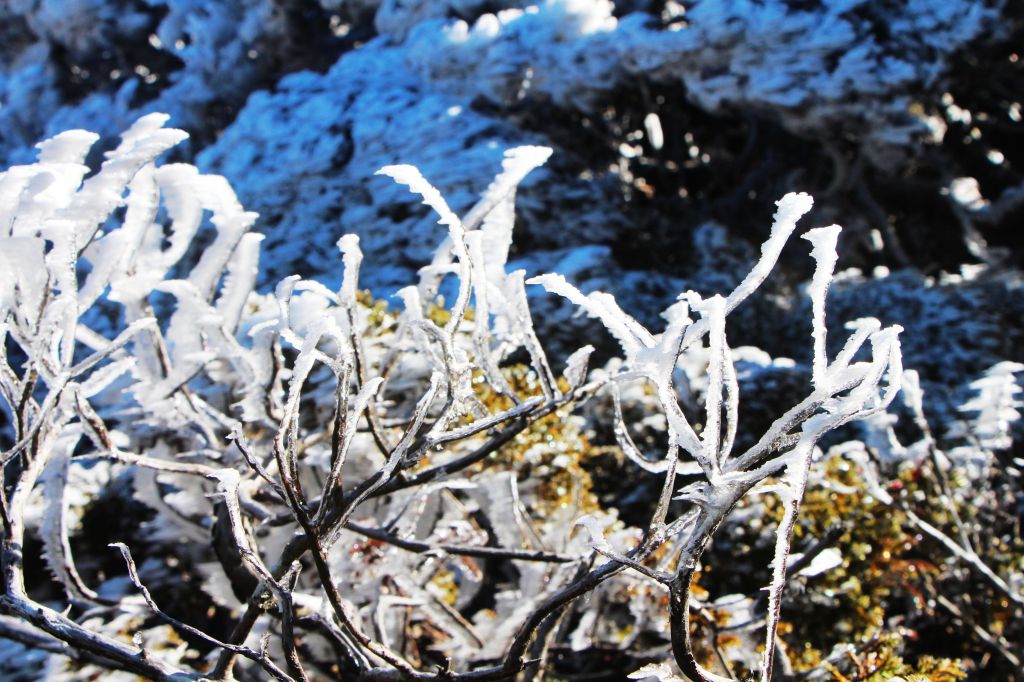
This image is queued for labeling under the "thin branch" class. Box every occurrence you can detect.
[0,593,192,681]
[904,508,1024,607]
[109,542,295,682]
[275,562,310,682]
[345,521,579,563]
[934,594,1021,668]
[0,615,79,658]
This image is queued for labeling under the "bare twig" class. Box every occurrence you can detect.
[109,542,296,682]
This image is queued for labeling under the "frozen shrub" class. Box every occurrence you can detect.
[0,116,1017,682]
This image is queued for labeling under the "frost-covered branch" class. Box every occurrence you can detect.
[0,116,914,682]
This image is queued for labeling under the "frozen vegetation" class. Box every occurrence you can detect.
[0,1,1022,680]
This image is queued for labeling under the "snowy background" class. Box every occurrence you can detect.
[3,0,1021,416]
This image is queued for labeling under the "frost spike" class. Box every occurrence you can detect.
[527,273,654,362]
[337,234,363,304]
[217,233,264,333]
[316,374,385,526]
[726,192,813,312]
[376,165,472,333]
[463,145,552,233]
[700,296,727,475]
[40,427,103,604]
[801,224,841,387]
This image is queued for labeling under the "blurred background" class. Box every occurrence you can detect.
[2,0,1021,403]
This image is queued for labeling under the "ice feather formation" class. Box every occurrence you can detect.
[0,116,930,682]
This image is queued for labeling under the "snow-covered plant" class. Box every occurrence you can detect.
[0,116,904,681]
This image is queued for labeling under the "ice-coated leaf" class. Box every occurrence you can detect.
[65,114,188,245]
[395,285,424,322]
[317,375,385,522]
[467,146,553,311]
[721,339,739,463]
[955,361,1023,451]
[760,460,805,682]
[34,130,99,165]
[184,176,258,301]
[505,271,557,400]
[78,357,135,398]
[82,165,160,310]
[154,279,211,367]
[795,547,843,577]
[278,315,346,448]
[377,164,475,332]
[612,384,672,474]
[647,298,692,381]
[465,231,491,323]
[757,322,903,680]
[152,164,205,266]
[464,230,514,394]
[831,317,881,374]
[0,130,97,245]
[272,274,304,349]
